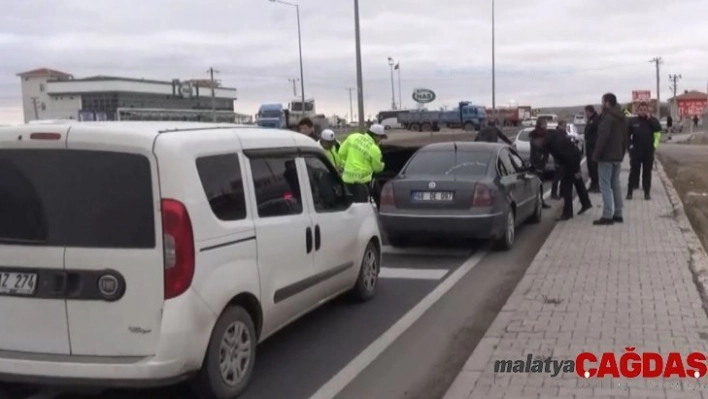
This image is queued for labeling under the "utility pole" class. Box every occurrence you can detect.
[289,78,299,97]
[397,63,402,110]
[30,97,40,120]
[491,0,496,121]
[346,87,354,124]
[669,73,681,119]
[387,57,397,110]
[354,0,365,130]
[207,67,220,122]
[650,57,662,118]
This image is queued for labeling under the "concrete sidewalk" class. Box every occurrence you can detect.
[443,159,708,399]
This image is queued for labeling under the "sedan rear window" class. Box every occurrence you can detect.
[0,149,155,248]
[404,150,491,176]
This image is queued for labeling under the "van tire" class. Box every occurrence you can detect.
[351,241,380,302]
[192,306,257,399]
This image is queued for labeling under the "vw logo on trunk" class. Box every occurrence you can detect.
[428,181,436,189]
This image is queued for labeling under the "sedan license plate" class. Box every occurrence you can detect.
[412,191,454,202]
[0,271,38,296]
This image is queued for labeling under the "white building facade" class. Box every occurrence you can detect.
[17,68,247,123]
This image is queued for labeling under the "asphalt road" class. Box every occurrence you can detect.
[10,132,568,399]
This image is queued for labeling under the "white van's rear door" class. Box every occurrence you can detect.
[63,125,164,356]
[0,126,71,354]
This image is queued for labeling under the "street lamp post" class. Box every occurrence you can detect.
[491,0,496,123]
[354,0,365,130]
[270,0,306,119]
[387,57,397,110]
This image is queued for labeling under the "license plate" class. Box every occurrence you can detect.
[411,191,454,201]
[0,272,38,296]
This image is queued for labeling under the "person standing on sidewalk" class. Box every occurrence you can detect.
[549,120,568,199]
[531,126,592,220]
[583,105,601,192]
[592,93,628,225]
[626,101,661,200]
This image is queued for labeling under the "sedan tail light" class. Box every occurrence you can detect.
[472,184,493,207]
[380,182,394,206]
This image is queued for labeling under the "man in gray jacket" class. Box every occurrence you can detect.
[592,93,629,225]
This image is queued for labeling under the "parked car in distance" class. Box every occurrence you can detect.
[521,118,536,127]
[378,142,543,250]
[573,114,586,125]
[0,121,382,398]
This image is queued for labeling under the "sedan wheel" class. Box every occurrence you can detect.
[528,190,542,224]
[495,210,515,250]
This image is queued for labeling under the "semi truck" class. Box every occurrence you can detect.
[485,105,532,126]
[256,99,328,130]
[397,101,486,132]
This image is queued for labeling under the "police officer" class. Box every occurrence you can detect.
[531,125,592,220]
[339,124,386,202]
[627,101,662,200]
[475,120,513,144]
[528,119,552,209]
[318,129,342,171]
[583,105,601,192]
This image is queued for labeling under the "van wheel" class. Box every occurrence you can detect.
[193,306,257,399]
[351,241,380,302]
[494,209,515,250]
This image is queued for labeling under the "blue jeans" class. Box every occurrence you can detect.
[598,162,623,219]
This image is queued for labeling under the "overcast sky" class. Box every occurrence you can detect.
[1,0,707,123]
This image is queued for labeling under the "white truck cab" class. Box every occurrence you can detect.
[0,122,381,398]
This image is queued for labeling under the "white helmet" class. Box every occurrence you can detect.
[320,129,336,142]
[368,124,387,137]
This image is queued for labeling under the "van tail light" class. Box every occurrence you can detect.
[472,184,493,207]
[380,182,394,206]
[161,199,195,300]
[30,132,61,140]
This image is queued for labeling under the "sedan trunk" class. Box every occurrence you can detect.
[391,176,479,210]
[371,144,421,207]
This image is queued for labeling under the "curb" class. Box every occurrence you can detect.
[655,159,708,315]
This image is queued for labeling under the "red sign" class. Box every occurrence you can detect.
[678,99,707,117]
[632,90,651,102]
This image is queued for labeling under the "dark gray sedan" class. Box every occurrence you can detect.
[378,142,543,250]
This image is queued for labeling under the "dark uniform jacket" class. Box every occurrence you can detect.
[584,113,600,150]
[541,130,582,172]
[628,115,661,155]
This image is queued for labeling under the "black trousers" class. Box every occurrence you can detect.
[551,166,562,196]
[532,171,548,206]
[560,163,591,217]
[628,149,654,192]
[585,144,599,188]
[345,183,370,203]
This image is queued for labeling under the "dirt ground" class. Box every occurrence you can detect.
[657,136,708,250]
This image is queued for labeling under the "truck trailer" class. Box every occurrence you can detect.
[398,101,486,132]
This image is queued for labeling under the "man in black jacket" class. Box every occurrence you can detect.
[549,120,568,199]
[475,120,513,144]
[531,125,592,220]
[528,119,552,209]
[583,105,600,192]
[627,102,661,200]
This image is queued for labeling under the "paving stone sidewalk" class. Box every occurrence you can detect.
[443,159,708,399]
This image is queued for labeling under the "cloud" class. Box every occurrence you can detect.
[1,0,706,123]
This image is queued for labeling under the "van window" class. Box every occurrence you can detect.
[250,157,303,218]
[0,149,155,248]
[303,156,349,212]
[196,154,247,221]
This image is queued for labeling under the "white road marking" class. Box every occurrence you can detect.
[379,267,449,280]
[308,248,488,399]
[382,245,470,257]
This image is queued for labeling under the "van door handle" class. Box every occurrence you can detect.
[305,227,313,254]
[314,225,321,251]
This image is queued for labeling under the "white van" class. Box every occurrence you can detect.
[0,122,382,398]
